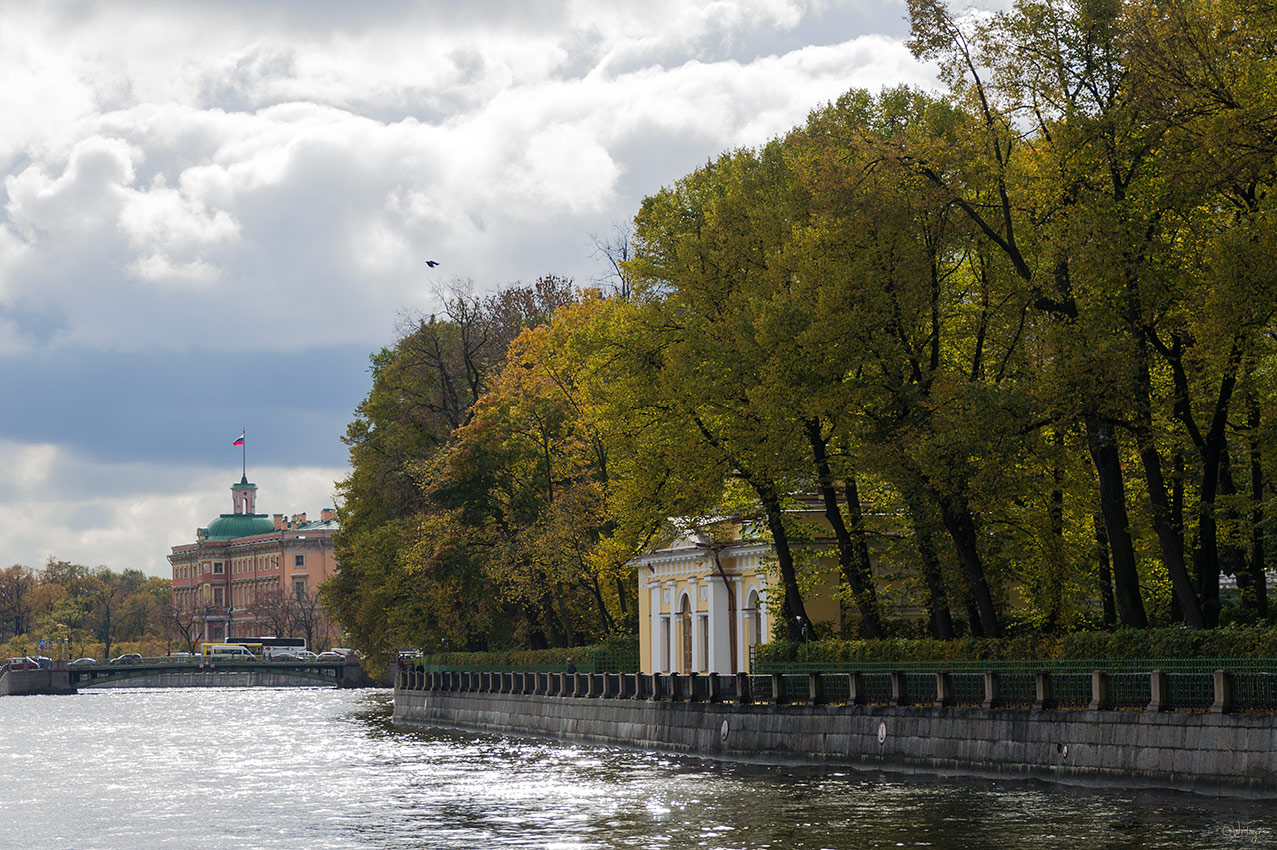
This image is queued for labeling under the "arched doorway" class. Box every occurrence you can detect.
[745,588,762,656]
[679,594,693,673]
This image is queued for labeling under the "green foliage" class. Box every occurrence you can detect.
[0,560,174,659]
[333,0,1277,660]
[328,279,639,666]
[417,637,640,672]
[759,627,1277,667]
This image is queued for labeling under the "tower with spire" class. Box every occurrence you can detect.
[231,475,258,515]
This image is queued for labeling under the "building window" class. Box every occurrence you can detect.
[294,554,305,568]
[293,578,307,602]
[213,587,224,607]
[213,562,224,574]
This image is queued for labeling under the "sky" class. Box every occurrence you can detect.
[0,0,945,577]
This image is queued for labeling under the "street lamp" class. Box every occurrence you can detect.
[795,615,809,663]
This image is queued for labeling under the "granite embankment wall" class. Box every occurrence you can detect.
[394,677,1277,796]
[81,670,337,689]
[0,667,75,695]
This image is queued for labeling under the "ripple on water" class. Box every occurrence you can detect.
[1,688,1274,849]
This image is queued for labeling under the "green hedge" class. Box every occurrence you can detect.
[754,626,1277,668]
[419,637,639,672]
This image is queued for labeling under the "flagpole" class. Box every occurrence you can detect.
[242,428,246,479]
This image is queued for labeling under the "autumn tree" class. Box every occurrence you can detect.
[325,277,576,661]
[0,565,35,640]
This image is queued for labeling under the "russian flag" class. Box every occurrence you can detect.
[233,433,245,446]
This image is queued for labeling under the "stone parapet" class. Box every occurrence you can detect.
[393,688,1277,796]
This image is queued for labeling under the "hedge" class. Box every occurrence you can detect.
[418,636,640,672]
[753,626,1277,667]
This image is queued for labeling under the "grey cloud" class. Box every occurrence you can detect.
[0,0,939,574]
[0,344,371,471]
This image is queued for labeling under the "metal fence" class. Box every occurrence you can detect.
[397,663,1277,713]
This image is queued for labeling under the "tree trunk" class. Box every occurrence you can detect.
[587,574,616,634]
[709,547,739,674]
[803,419,882,637]
[936,499,1002,637]
[1094,514,1117,628]
[1087,418,1148,628]
[1195,437,1224,628]
[755,480,811,642]
[842,474,884,637]
[1135,431,1206,628]
[1249,393,1268,618]
[1218,446,1249,587]
[905,496,954,639]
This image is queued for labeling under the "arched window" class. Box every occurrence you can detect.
[679,594,693,674]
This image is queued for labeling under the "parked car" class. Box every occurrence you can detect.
[69,657,98,667]
[110,653,143,665]
[4,656,40,671]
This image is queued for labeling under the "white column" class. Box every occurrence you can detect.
[665,582,678,674]
[733,576,746,673]
[648,583,663,673]
[705,574,733,674]
[705,576,719,673]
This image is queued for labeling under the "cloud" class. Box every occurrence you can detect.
[0,7,932,356]
[0,1,940,576]
[0,437,343,575]
[6,135,136,239]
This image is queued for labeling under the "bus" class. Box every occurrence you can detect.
[254,637,307,660]
[201,643,261,660]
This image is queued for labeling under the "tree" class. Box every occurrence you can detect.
[326,278,577,662]
[248,590,295,640]
[0,565,35,640]
[158,600,201,655]
[291,588,327,652]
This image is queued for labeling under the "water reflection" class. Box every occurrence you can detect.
[0,688,1273,849]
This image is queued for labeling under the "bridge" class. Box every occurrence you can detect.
[2,657,369,695]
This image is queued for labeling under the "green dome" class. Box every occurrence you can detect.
[204,513,275,540]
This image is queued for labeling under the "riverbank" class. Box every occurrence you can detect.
[393,671,1277,797]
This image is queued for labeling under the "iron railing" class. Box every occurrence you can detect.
[396,663,1277,713]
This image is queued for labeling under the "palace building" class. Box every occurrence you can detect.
[169,475,340,646]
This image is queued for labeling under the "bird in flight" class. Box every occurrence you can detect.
[425,260,440,268]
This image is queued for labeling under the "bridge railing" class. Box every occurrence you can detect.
[395,665,1277,714]
[72,656,346,668]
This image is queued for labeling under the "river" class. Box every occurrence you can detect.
[2,687,1275,849]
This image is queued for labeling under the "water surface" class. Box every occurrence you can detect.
[1,687,1274,849]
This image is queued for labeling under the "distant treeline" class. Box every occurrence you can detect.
[0,560,176,660]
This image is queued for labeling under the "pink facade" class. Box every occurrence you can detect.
[169,476,340,648]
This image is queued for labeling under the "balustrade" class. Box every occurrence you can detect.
[396,666,1257,713]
